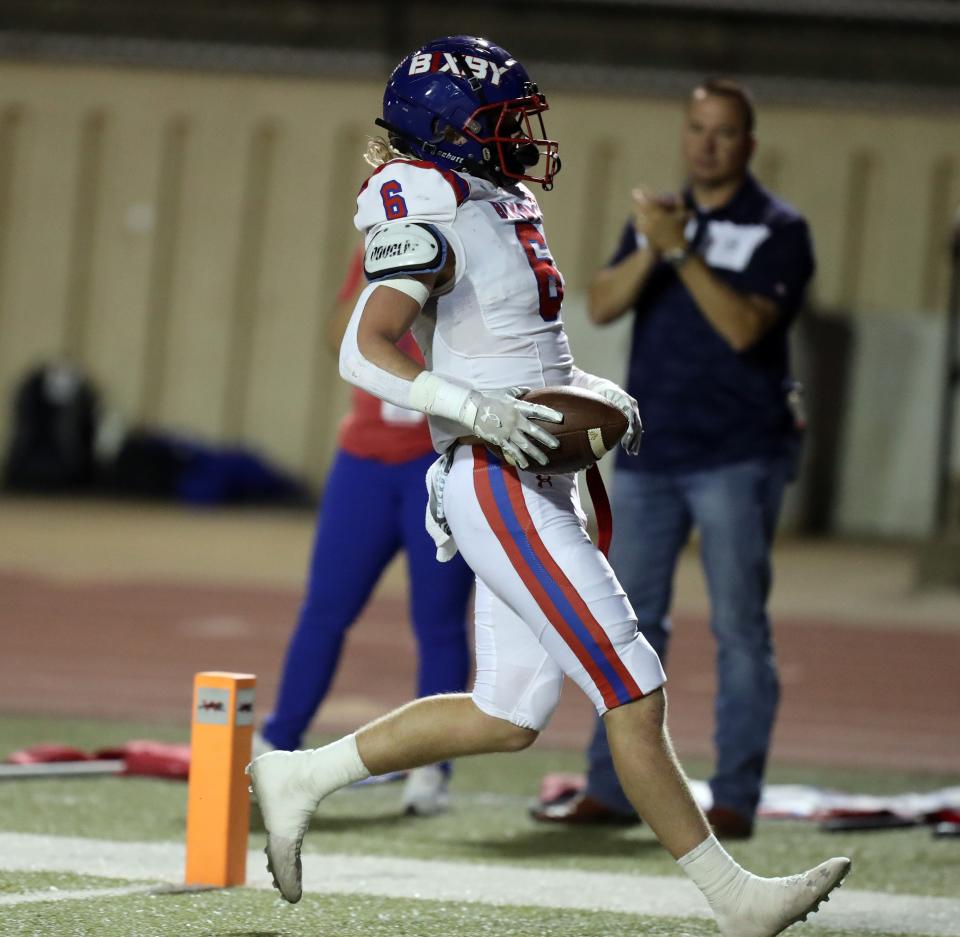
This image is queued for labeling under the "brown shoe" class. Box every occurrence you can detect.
[706,804,754,840]
[530,793,640,825]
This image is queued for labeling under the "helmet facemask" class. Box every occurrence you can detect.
[462,87,561,190]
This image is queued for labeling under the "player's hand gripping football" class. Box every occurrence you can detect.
[467,387,562,470]
[599,384,642,455]
[574,374,643,456]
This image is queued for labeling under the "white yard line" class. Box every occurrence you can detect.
[0,883,164,905]
[2,833,959,935]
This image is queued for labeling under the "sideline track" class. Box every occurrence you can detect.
[2,833,959,935]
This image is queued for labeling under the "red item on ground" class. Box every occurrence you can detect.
[929,807,960,824]
[4,744,93,764]
[538,772,586,806]
[94,741,191,779]
[3,741,191,780]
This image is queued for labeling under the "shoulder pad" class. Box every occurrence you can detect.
[364,222,448,281]
[355,160,469,233]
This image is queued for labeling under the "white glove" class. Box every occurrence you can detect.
[570,369,643,456]
[466,387,562,470]
[408,372,562,470]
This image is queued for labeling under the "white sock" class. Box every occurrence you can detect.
[301,734,371,801]
[678,834,752,912]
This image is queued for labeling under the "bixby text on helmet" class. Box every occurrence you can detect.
[377,36,561,190]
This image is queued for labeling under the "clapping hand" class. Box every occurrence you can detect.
[632,186,689,255]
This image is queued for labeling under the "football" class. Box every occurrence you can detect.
[488,385,628,475]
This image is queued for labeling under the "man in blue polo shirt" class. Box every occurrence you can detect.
[533,78,813,839]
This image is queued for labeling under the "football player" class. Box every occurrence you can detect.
[248,36,850,936]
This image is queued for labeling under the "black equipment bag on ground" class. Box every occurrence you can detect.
[3,362,99,491]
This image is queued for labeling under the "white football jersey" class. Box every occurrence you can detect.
[355,159,574,452]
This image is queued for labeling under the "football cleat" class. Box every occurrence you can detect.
[401,764,450,817]
[250,729,275,760]
[714,857,851,937]
[246,751,322,903]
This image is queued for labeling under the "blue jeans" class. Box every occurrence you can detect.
[586,455,793,818]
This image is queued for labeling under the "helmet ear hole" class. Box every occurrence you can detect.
[440,124,467,145]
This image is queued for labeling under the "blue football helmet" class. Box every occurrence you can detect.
[378,36,561,189]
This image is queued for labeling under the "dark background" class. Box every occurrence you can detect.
[3,0,960,104]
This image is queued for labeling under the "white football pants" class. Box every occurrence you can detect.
[443,444,666,731]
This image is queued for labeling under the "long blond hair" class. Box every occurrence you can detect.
[364,135,404,168]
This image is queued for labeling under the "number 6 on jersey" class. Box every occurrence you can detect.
[516,221,564,321]
[380,180,408,220]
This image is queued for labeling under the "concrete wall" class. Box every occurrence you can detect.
[1,61,958,531]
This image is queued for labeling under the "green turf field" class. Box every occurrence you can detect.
[1,713,957,937]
